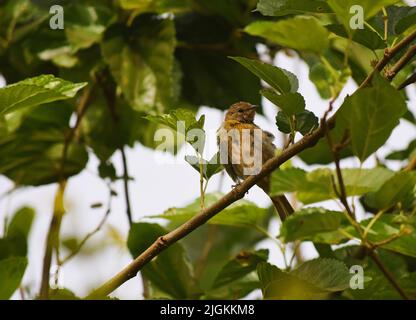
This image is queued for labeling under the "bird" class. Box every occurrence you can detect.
[217,101,294,221]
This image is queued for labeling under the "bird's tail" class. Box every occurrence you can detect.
[269,194,294,222]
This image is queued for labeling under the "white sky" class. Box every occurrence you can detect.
[1,19,416,299]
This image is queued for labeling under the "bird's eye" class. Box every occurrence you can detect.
[238,109,244,113]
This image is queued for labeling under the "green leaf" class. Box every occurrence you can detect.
[364,172,416,210]
[150,193,269,228]
[257,259,350,299]
[341,248,416,299]
[328,0,400,31]
[280,207,348,243]
[261,89,305,115]
[275,110,318,135]
[256,0,332,17]
[386,139,416,161]
[49,288,80,300]
[185,152,223,180]
[0,75,87,116]
[7,207,35,241]
[127,223,200,299]
[64,4,115,51]
[0,102,88,186]
[245,17,329,54]
[291,259,351,292]
[270,167,394,204]
[101,16,176,112]
[191,0,257,24]
[306,54,352,100]
[0,207,35,260]
[212,249,268,289]
[327,24,385,50]
[295,110,319,135]
[230,57,296,94]
[360,215,416,258]
[178,223,270,293]
[0,257,27,300]
[82,93,147,161]
[145,108,205,152]
[176,16,261,110]
[336,75,407,162]
[394,7,416,34]
[119,0,189,13]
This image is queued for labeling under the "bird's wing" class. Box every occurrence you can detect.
[217,125,241,183]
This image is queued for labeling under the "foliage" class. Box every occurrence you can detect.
[0,0,415,300]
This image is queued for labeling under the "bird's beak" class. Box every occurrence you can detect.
[250,105,258,110]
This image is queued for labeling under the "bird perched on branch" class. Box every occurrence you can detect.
[217,101,294,221]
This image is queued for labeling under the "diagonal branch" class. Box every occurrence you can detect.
[85,122,330,299]
[386,44,416,81]
[84,28,416,300]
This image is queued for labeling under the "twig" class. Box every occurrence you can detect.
[84,29,416,300]
[372,232,405,248]
[326,130,356,220]
[39,181,66,299]
[368,250,409,300]
[382,7,388,44]
[120,147,133,226]
[361,29,416,88]
[39,86,94,299]
[386,44,416,81]
[363,209,386,240]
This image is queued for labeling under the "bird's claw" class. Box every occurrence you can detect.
[232,183,249,195]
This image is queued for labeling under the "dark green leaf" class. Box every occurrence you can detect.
[328,0,400,31]
[175,13,261,109]
[270,167,394,204]
[386,139,416,160]
[256,0,332,17]
[261,89,305,115]
[336,75,407,162]
[127,223,200,299]
[0,75,87,116]
[280,207,348,243]
[212,249,268,288]
[327,24,385,50]
[0,102,88,186]
[101,16,176,112]
[231,57,296,94]
[151,193,268,228]
[275,110,318,135]
[364,171,416,210]
[185,152,223,180]
[7,207,35,241]
[257,259,350,299]
[0,257,27,300]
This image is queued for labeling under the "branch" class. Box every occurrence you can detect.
[84,29,416,300]
[84,121,329,299]
[361,29,416,88]
[39,86,94,299]
[368,250,409,300]
[386,44,416,81]
[120,147,133,226]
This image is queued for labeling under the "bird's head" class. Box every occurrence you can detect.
[225,101,258,123]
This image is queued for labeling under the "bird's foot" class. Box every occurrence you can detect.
[231,182,249,195]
